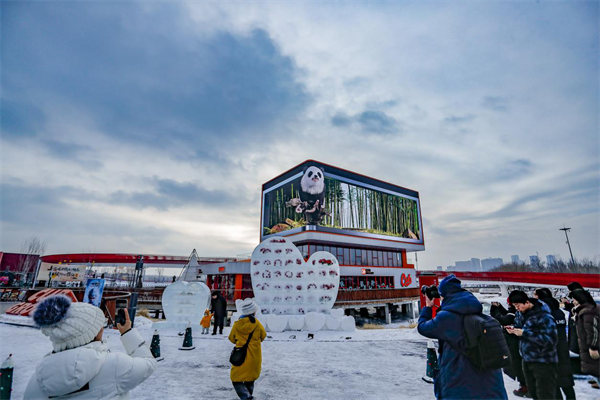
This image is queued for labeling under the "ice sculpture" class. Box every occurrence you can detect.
[250,237,355,332]
[153,281,211,331]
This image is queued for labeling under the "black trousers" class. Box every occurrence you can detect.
[232,381,254,400]
[212,317,224,334]
[556,385,576,400]
[523,361,558,400]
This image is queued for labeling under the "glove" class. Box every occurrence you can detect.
[590,349,600,360]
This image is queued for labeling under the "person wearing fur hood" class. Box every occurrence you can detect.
[24,295,157,399]
[570,289,600,389]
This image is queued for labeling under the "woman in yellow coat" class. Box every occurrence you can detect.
[228,299,267,400]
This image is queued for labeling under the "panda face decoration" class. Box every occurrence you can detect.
[301,166,325,195]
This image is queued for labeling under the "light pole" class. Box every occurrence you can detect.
[559,226,575,265]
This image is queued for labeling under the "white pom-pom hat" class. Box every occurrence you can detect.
[34,296,105,352]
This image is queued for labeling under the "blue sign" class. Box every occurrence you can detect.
[84,279,105,308]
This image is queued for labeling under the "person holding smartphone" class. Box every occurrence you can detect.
[506,290,558,400]
[24,295,157,399]
[418,275,508,400]
[490,300,528,398]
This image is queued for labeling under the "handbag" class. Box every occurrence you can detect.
[230,327,257,366]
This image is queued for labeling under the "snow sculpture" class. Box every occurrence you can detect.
[153,281,210,331]
[251,236,355,331]
[304,312,327,331]
[340,316,356,332]
[288,316,305,331]
[267,314,288,333]
[325,316,341,330]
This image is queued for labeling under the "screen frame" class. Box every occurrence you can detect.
[260,160,425,246]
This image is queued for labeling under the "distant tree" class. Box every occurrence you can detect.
[491,257,599,274]
[18,236,47,286]
[156,267,165,282]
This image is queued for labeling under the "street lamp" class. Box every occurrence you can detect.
[559,226,575,265]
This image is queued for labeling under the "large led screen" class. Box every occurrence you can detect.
[261,162,423,243]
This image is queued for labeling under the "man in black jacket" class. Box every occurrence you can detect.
[561,282,583,366]
[210,291,227,335]
[507,290,558,400]
[535,288,576,400]
[491,301,528,398]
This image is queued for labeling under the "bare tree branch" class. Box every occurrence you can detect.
[18,236,47,284]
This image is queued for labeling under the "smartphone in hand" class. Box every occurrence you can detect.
[115,299,128,326]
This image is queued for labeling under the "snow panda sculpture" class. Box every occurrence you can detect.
[299,166,326,224]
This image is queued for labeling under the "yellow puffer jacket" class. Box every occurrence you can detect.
[200,312,213,328]
[228,316,267,382]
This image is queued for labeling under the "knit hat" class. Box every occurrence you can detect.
[438,275,462,297]
[33,295,105,352]
[240,299,259,315]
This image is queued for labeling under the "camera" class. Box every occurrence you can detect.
[115,299,128,326]
[421,285,440,300]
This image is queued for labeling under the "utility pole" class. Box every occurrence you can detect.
[559,226,575,266]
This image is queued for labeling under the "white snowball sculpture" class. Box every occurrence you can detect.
[340,316,356,332]
[304,312,327,331]
[267,314,288,332]
[325,316,341,330]
[288,315,305,331]
[153,280,211,331]
[251,237,356,332]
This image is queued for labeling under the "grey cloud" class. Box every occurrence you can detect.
[331,110,401,135]
[0,182,176,251]
[365,99,400,109]
[331,113,352,127]
[443,114,476,124]
[357,111,399,134]
[482,96,509,112]
[496,158,533,180]
[445,173,598,223]
[42,140,103,169]
[109,178,242,211]
[2,3,311,154]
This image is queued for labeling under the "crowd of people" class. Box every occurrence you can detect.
[419,275,599,400]
[22,291,266,400]
[20,276,598,400]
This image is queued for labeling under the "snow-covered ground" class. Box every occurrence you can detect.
[1,317,597,400]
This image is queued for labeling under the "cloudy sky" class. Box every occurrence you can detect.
[1,1,598,269]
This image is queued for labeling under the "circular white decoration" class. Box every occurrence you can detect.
[162,281,211,325]
[251,237,339,317]
[304,312,327,331]
[288,315,305,331]
[340,316,356,332]
[325,316,341,330]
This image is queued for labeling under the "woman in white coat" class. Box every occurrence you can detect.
[24,295,157,399]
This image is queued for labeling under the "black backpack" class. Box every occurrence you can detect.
[459,313,511,371]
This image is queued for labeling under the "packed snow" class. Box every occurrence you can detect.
[1,317,598,399]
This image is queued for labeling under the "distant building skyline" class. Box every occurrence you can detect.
[481,258,503,271]
[529,255,540,266]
